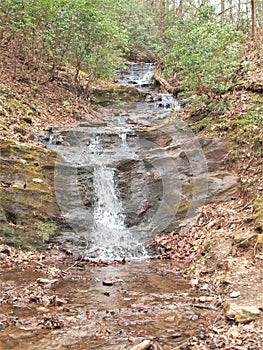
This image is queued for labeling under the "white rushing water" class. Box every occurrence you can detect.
[117,62,155,90]
[85,135,147,261]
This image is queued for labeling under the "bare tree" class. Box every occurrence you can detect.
[251,0,257,38]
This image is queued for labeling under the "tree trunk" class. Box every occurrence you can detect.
[221,0,225,23]
[251,0,257,39]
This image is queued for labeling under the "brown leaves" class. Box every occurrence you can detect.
[152,228,198,269]
[38,316,64,330]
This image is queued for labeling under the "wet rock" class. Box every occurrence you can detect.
[116,121,239,233]
[225,303,261,323]
[90,85,146,106]
[79,120,107,127]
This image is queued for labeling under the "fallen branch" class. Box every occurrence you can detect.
[129,340,162,350]
[189,303,218,311]
[154,63,181,96]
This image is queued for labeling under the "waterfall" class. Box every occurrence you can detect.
[117,63,155,90]
[85,134,147,261]
[93,167,125,231]
[44,62,184,261]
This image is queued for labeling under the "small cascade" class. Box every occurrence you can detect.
[154,93,181,110]
[117,62,155,90]
[115,62,181,121]
[85,134,147,261]
[87,166,142,260]
[93,167,125,230]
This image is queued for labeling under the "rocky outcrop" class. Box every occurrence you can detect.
[0,137,61,248]
[90,84,147,106]
[115,121,239,233]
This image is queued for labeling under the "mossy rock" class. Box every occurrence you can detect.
[90,85,147,106]
[225,303,261,323]
[0,137,61,248]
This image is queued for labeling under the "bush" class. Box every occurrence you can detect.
[164,7,245,96]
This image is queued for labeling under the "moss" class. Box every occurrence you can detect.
[90,85,147,106]
[35,220,57,241]
[0,137,61,248]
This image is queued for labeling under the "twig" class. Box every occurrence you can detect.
[213,306,224,324]
[242,155,255,174]
[62,260,79,274]
[253,240,259,257]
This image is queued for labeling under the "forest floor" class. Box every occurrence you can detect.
[0,44,262,349]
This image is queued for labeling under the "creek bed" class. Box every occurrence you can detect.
[0,259,221,349]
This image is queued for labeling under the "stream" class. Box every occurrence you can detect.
[0,63,233,349]
[0,259,221,350]
[43,62,209,261]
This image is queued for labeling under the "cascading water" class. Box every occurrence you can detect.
[93,167,126,230]
[43,62,186,262]
[86,135,147,261]
[117,62,156,90]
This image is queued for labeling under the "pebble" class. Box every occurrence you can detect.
[230,291,240,298]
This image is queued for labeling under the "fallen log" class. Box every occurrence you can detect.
[154,63,181,96]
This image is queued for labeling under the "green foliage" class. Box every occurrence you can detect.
[0,1,256,90]
[164,7,245,96]
[116,0,164,61]
[36,220,57,241]
[0,0,127,82]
